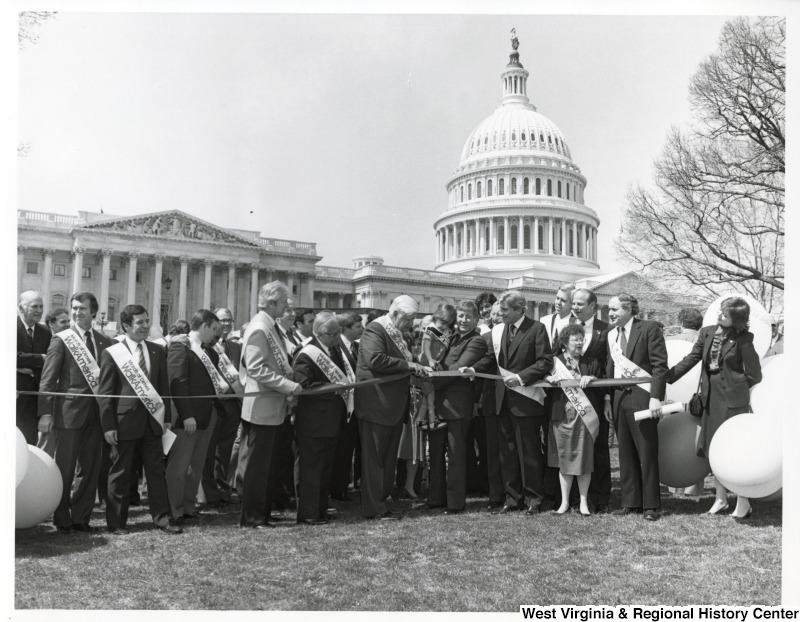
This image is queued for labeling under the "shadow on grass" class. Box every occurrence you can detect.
[15,526,111,558]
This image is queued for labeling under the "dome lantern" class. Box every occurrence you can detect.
[501,29,534,109]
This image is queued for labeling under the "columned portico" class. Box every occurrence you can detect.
[177,256,189,321]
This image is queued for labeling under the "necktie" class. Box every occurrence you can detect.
[619,326,627,356]
[569,315,577,325]
[27,326,34,348]
[137,343,148,377]
[508,324,516,344]
[84,331,96,359]
[351,342,358,361]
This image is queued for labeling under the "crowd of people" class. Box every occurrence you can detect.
[15,280,766,534]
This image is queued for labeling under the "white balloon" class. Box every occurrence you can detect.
[15,428,29,488]
[708,412,782,498]
[658,412,711,488]
[15,445,63,529]
[665,340,702,404]
[750,355,787,415]
[702,294,773,359]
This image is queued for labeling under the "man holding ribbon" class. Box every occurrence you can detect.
[38,291,113,533]
[355,295,431,520]
[470,290,553,515]
[98,304,180,535]
[166,309,225,525]
[238,281,302,530]
[292,312,354,525]
[603,293,668,521]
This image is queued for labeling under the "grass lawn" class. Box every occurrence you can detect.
[15,449,781,610]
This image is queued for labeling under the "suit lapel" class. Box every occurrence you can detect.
[507,317,529,360]
[626,319,642,358]
[719,332,736,363]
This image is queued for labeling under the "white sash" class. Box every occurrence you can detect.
[609,333,651,393]
[56,328,100,395]
[375,315,413,362]
[213,341,243,393]
[301,344,356,413]
[106,342,165,431]
[240,314,293,384]
[189,339,230,397]
[491,323,545,406]
[552,357,600,441]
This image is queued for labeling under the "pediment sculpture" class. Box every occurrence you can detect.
[95,213,250,245]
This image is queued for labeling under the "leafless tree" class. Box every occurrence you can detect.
[616,17,784,313]
[19,11,57,50]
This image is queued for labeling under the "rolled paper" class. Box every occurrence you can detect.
[634,401,685,421]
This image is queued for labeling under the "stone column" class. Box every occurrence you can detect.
[532,301,540,320]
[572,221,578,256]
[17,245,26,292]
[125,251,139,306]
[338,293,345,308]
[202,258,213,309]
[71,247,85,298]
[518,217,524,254]
[249,263,260,318]
[98,249,112,319]
[305,273,315,308]
[41,249,54,315]
[503,216,509,254]
[177,256,189,321]
[320,294,328,308]
[549,218,555,254]
[594,228,598,261]
[151,254,165,333]
[561,220,567,256]
[286,271,295,299]
[533,217,540,254]
[226,261,237,315]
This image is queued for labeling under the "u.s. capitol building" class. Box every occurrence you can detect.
[17,36,675,333]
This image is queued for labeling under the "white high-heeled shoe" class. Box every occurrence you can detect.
[731,499,752,519]
[708,499,729,515]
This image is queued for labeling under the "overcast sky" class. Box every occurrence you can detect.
[16,11,736,274]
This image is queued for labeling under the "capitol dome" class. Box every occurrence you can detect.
[433,33,600,281]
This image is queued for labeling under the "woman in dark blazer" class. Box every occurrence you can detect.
[666,297,762,518]
[545,323,604,516]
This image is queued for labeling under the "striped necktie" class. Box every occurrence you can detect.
[137,343,149,377]
[84,331,96,359]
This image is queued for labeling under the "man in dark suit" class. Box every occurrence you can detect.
[603,293,668,521]
[330,312,363,501]
[355,295,430,520]
[470,290,553,514]
[98,304,181,535]
[293,312,352,525]
[166,309,223,525]
[201,307,242,506]
[38,292,112,533]
[570,288,611,512]
[427,301,487,514]
[17,290,51,445]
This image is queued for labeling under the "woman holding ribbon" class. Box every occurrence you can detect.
[545,323,603,516]
[665,297,762,518]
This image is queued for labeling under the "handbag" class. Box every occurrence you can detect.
[688,374,704,418]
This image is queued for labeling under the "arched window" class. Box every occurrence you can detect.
[510,224,518,250]
[568,230,574,255]
[547,179,552,196]
[457,231,462,256]
[484,226,490,251]
[511,178,517,194]
[566,183,570,200]
[538,223,544,250]
[51,293,65,308]
[521,131,527,142]
[523,178,529,194]
[557,181,562,198]
[497,225,505,250]
[466,229,471,251]
[477,181,482,198]
[488,179,493,197]
[468,183,472,200]
[536,178,541,195]
[524,224,531,249]
[499,178,505,195]
[460,185,464,202]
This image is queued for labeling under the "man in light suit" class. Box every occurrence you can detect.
[38,292,113,533]
[238,281,302,529]
[355,295,430,520]
[166,309,222,525]
[539,285,575,356]
[17,290,52,445]
[564,288,612,512]
[98,304,181,534]
[603,293,668,521]
[470,290,553,514]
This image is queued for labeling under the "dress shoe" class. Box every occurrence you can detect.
[181,512,204,520]
[299,518,329,526]
[331,493,352,502]
[443,508,462,515]
[71,523,94,533]
[525,505,542,515]
[109,527,129,535]
[160,523,183,534]
[708,499,730,515]
[485,501,504,510]
[494,505,521,515]
[643,510,660,522]
[227,493,242,504]
[56,526,73,534]
[270,510,286,521]
[377,511,401,521]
